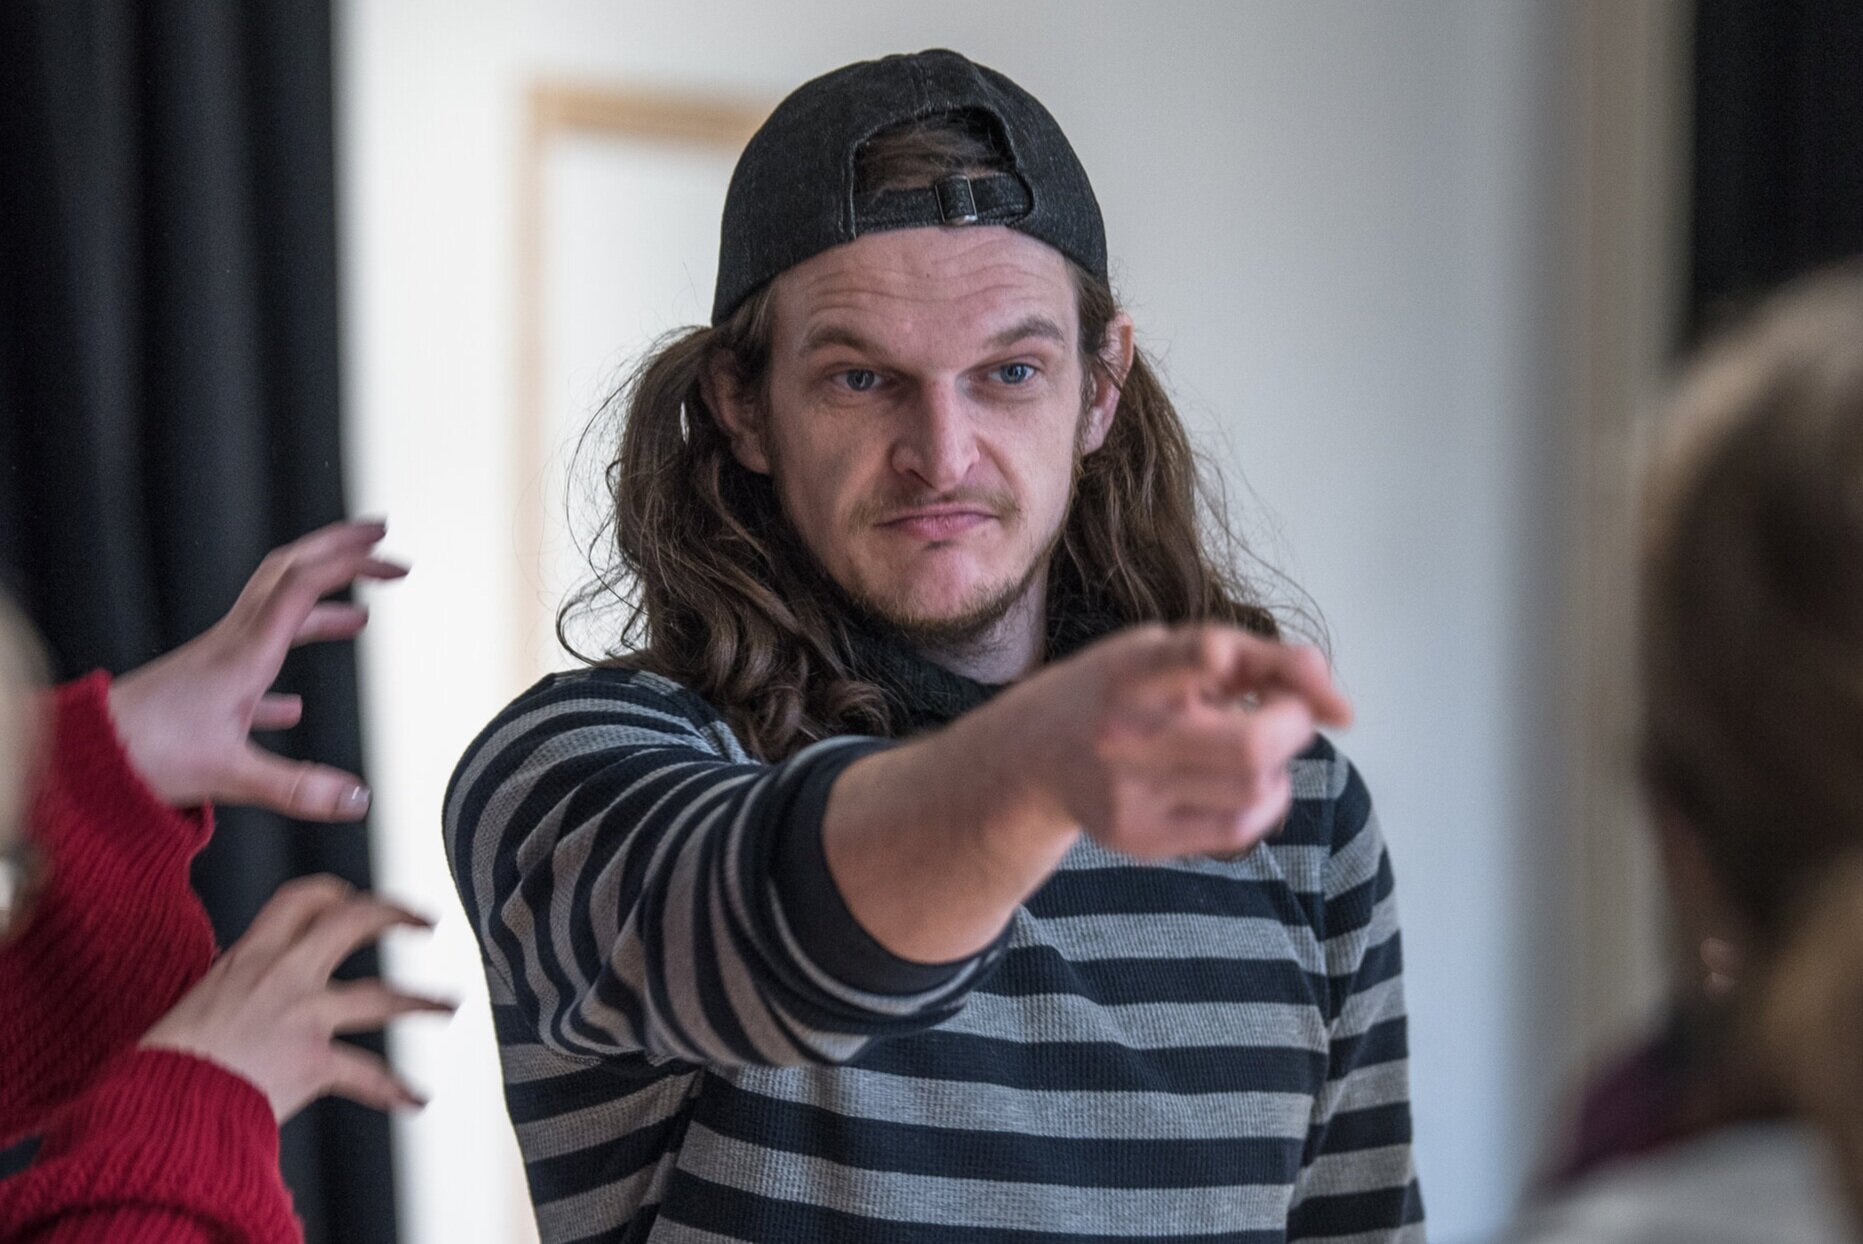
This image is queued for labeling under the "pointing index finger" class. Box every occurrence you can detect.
[1136,629,1353,729]
[1235,644,1352,729]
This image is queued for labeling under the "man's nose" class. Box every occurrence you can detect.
[890,382,979,492]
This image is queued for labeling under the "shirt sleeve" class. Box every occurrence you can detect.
[0,1049,301,1243]
[443,671,1009,1069]
[1286,757,1426,1242]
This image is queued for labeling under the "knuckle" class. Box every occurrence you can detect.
[1230,730,1266,774]
[1245,769,1286,811]
[1270,773,1295,809]
[1089,719,1128,763]
[1106,784,1151,834]
[317,908,388,956]
[1129,622,1170,651]
[1295,644,1329,679]
[342,895,395,927]
[281,873,351,903]
[276,560,315,595]
[1122,825,1172,861]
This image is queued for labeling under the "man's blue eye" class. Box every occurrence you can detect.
[998,362,1035,384]
[841,369,879,392]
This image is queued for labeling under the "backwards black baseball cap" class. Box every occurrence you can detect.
[710,49,1108,325]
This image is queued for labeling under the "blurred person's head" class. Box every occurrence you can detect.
[565,53,1279,761]
[0,596,47,942]
[1640,260,1863,1218]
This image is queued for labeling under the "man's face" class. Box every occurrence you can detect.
[714,227,1123,647]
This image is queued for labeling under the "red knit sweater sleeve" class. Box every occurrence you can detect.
[0,672,219,1141]
[0,672,304,1241]
[0,1049,299,1243]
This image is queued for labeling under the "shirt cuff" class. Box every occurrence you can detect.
[770,738,1009,996]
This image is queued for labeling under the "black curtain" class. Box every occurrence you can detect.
[0,3,397,1241]
[1691,0,1863,340]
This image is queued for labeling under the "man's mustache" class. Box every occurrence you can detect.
[848,489,1022,527]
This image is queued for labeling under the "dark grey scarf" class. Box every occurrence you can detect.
[844,586,1122,736]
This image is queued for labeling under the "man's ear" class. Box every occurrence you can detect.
[1080,311,1135,456]
[700,355,772,475]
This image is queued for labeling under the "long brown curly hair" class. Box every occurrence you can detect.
[1639,263,1863,1221]
[562,112,1286,760]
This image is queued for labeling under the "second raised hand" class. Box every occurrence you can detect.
[106,519,408,820]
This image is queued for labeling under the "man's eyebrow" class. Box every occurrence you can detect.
[798,315,1070,359]
[799,325,883,358]
[985,315,1068,350]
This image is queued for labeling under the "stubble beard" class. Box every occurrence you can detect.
[777,469,1077,662]
[768,399,1093,663]
[849,525,1058,657]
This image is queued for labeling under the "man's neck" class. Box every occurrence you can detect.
[913,582,1046,686]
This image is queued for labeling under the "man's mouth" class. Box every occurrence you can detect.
[879,507,995,540]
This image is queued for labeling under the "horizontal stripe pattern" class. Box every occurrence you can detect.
[445,667,1422,1241]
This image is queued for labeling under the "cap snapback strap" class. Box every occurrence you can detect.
[853,173,1032,233]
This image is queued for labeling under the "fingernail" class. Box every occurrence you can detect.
[341,785,372,815]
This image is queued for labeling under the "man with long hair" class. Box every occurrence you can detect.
[447,51,1422,1243]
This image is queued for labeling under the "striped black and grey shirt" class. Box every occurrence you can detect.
[445,665,1424,1243]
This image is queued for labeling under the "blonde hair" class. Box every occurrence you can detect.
[0,596,47,934]
[1640,261,1863,1223]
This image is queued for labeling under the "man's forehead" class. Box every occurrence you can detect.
[774,226,1077,351]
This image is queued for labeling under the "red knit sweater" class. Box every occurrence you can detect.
[0,674,301,1242]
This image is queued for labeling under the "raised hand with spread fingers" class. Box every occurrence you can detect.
[142,875,454,1120]
[105,518,407,821]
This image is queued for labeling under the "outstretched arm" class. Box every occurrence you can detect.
[824,624,1352,963]
[449,624,1349,1070]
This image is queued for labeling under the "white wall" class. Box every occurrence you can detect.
[338,4,1584,1241]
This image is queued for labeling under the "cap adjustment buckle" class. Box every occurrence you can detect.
[847,173,1033,238]
[934,174,980,225]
